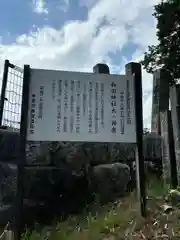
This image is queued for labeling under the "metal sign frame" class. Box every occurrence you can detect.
[0,60,146,240]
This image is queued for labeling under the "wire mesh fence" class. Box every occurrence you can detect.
[0,61,25,234]
[1,63,23,132]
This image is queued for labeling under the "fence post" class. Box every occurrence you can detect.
[125,62,146,217]
[14,64,31,240]
[160,110,177,188]
[170,84,180,184]
[0,59,9,126]
[151,69,169,134]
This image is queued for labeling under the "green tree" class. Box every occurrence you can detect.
[140,0,180,85]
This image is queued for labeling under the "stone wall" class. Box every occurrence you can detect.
[0,128,162,206]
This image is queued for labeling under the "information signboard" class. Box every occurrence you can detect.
[0,60,147,239]
[27,69,136,142]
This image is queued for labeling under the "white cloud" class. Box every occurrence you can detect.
[58,0,69,12]
[0,0,161,128]
[32,0,48,15]
[91,25,128,57]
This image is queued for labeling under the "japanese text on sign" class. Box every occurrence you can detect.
[27,69,136,143]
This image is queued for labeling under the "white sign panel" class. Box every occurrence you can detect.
[27,69,136,143]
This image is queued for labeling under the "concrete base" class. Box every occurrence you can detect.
[0,205,13,226]
[0,230,14,240]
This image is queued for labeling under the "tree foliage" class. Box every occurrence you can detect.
[140,0,180,85]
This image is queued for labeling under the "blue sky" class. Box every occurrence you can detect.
[0,0,160,129]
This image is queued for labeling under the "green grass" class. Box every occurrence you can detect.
[146,175,168,198]
[20,175,170,240]
[22,194,142,240]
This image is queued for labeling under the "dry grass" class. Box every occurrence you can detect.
[1,175,179,239]
[22,192,143,240]
[20,175,180,240]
